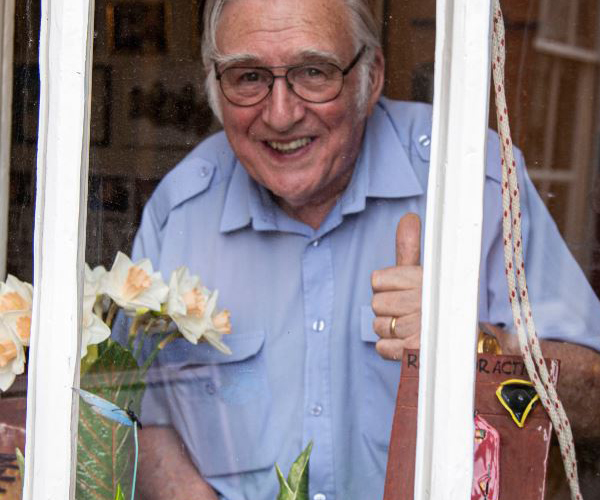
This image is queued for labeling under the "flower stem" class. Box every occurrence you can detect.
[128,312,150,351]
[105,301,119,329]
[141,331,180,375]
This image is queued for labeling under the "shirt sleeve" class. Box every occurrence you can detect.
[479,146,600,352]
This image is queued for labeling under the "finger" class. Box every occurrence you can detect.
[373,311,421,339]
[371,266,422,292]
[375,334,421,361]
[371,289,421,317]
[396,213,421,266]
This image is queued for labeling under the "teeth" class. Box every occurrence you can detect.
[267,137,312,152]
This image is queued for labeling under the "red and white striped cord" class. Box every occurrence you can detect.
[492,2,581,499]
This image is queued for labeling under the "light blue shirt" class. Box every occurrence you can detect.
[132,98,600,500]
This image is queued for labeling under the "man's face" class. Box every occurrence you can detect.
[215,0,383,211]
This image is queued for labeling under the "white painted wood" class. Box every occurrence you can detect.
[0,0,15,281]
[23,0,95,499]
[534,38,600,64]
[414,0,493,499]
[528,169,575,182]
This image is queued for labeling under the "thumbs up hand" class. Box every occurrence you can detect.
[371,213,422,361]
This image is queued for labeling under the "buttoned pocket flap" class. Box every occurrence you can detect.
[360,305,379,343]
[151,330,276,477]
[158,330,265,367]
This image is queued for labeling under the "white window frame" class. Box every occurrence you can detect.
[415,1,493,498]
[22,1,95,499]
[0,0,15,281]
[20,0,494,498]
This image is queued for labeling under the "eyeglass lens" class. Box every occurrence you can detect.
[219,62,345,106]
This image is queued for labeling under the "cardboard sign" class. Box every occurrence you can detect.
[383,350,559,500]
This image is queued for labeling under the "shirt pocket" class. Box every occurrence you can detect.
[359,306,401,452]
[159,331,275,477]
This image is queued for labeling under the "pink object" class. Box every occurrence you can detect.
[472,414,500,500]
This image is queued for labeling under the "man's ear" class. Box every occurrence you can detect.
[366,47,385,116]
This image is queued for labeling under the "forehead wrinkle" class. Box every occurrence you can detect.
[216,47,343,69]
[217,2,349,42]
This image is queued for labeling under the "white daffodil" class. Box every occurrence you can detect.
[0,275,33,346]
[166,267,210,317]
[0,315,25,392]
[102,252,169,312]
[85,264,107,299]
[80,292,111,358]
[170,289,232,354]
[84,264,108,317]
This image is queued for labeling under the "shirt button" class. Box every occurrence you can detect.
[314,494,326,500]
[200,165,210,177]
[312,239,320,247]
[205,382,216,395]
[418,134,431,147]
[310,404,323,416]
[311,319,325,332]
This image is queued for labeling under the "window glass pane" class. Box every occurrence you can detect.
[80,1,437,499]
[1,0,38,495]
[480,1,600,497]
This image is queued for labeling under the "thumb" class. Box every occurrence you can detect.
[396,213,421,266]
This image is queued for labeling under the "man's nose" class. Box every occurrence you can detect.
[261,77,305,132]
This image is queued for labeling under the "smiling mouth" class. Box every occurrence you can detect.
[266,137,314,154]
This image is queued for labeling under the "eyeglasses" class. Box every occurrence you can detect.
[214,46,366,107]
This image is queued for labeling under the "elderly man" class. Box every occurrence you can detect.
[133,0,600,499]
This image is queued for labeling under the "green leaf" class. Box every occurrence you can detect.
[276,441,313,500]
[15,447,25,481]
[76,340,145,500]
[81,344,99,374]
[114,483,125,500]
[276,464,294,497]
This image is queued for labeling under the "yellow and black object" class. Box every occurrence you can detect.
[496,379,540,428]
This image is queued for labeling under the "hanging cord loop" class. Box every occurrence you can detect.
[491,2,582,498]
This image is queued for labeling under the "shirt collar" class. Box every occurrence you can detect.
[220,100,424,232]
[339,102,424,216]
[220,162,270,232]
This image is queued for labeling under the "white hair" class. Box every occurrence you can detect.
[201,0,382,122]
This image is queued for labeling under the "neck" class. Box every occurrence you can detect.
[277,198,338,229]
[274,167,354,229]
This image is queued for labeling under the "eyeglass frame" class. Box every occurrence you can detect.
[214,45,367,107]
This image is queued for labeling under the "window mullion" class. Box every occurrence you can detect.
[0,0,15,280]
[414,1,493,499]
[23,1,94,499]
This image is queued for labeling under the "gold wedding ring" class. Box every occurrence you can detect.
[390,316,398,337]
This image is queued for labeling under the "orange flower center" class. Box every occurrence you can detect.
[0,339,17,368]
[0,292,28,313]
[213,310,231,334]
[183,289,206,317]
[16,316,31,343]
[122,266,151,300]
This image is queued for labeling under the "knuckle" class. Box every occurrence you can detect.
[372,317,380,335]
[371,294,381,311]
[371,270,381,289]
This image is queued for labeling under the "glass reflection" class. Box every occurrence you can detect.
[77,1,600,500]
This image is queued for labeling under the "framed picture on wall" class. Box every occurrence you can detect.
[106,1,172,55]
[123,66,215,149]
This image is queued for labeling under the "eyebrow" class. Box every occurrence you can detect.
[214,49,343,68]
[213,52,259,67]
